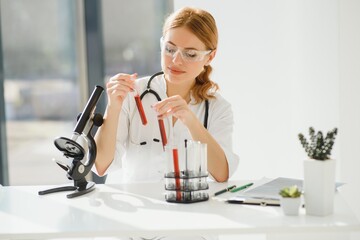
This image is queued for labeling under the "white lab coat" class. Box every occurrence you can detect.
[100,74,239,184]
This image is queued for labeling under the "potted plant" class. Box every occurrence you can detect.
[298,127,338,216]
[279,185,302,216]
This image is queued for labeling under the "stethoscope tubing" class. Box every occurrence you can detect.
[140,71,164,101]
[139,71,209,129]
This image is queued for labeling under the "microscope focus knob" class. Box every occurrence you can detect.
[93,113,104,127]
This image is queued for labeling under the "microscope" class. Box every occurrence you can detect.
[39,85,104,198]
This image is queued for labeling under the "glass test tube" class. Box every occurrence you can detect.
[158,119,167,150]
[172,148,181,201]
[200,143,208,176]
[133,84,147,125]
[187,140,201,177]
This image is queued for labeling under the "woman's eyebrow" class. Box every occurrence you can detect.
[167,40,199,51]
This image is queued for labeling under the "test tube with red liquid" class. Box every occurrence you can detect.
[172,148,181,201]
[158,119,167,150]
[133,84,147,125]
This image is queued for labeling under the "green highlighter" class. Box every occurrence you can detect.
[230,183,254,193]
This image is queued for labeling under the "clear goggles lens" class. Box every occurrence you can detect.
[160,37,212,62]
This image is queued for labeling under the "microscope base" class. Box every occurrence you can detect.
[38,181,96,198]
[67,181,95,198]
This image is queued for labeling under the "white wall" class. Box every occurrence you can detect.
[174,0,360,185]
[338,0,360,216]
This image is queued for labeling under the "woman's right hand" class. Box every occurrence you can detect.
[106,73,137,111]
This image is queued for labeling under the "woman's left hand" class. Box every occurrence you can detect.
[152,95,196,126]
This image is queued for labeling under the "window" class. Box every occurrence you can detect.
[1,0,81,185]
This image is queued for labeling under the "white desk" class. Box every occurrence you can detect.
[0,181,359,240]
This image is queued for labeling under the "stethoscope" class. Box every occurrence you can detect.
[139,71,209,129]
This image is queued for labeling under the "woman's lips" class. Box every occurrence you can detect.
[168,67,185,75]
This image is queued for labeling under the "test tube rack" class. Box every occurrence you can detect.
[164,170,209,203]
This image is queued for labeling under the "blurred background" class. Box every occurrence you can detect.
[0,0,173,185]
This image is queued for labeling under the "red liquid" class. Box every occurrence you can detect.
[134,95,147,125]
[158,119,167,150]
[172,148,181,201]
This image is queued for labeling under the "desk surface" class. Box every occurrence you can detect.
[0,181,359,239]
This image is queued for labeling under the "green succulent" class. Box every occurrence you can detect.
[298,127,338,161]
[279,185,302,198]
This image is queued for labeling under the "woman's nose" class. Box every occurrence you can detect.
[172,50,184,64]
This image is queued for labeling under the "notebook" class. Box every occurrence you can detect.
[227,177,344,206]
[227,177,300,206]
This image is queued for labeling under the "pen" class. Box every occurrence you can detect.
[214,185,236,196]
[230,182,254,193]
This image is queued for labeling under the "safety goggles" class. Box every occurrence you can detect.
[160,37,212,63]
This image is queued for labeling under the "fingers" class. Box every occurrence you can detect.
[107,73,137,90]
[157,105,181,119]
[106,73,137,106]
[153,95,188,119]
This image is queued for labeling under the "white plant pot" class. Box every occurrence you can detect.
[303,158,336,216]
[280,197,301,216]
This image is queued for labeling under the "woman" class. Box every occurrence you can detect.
[94,7,238,184]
